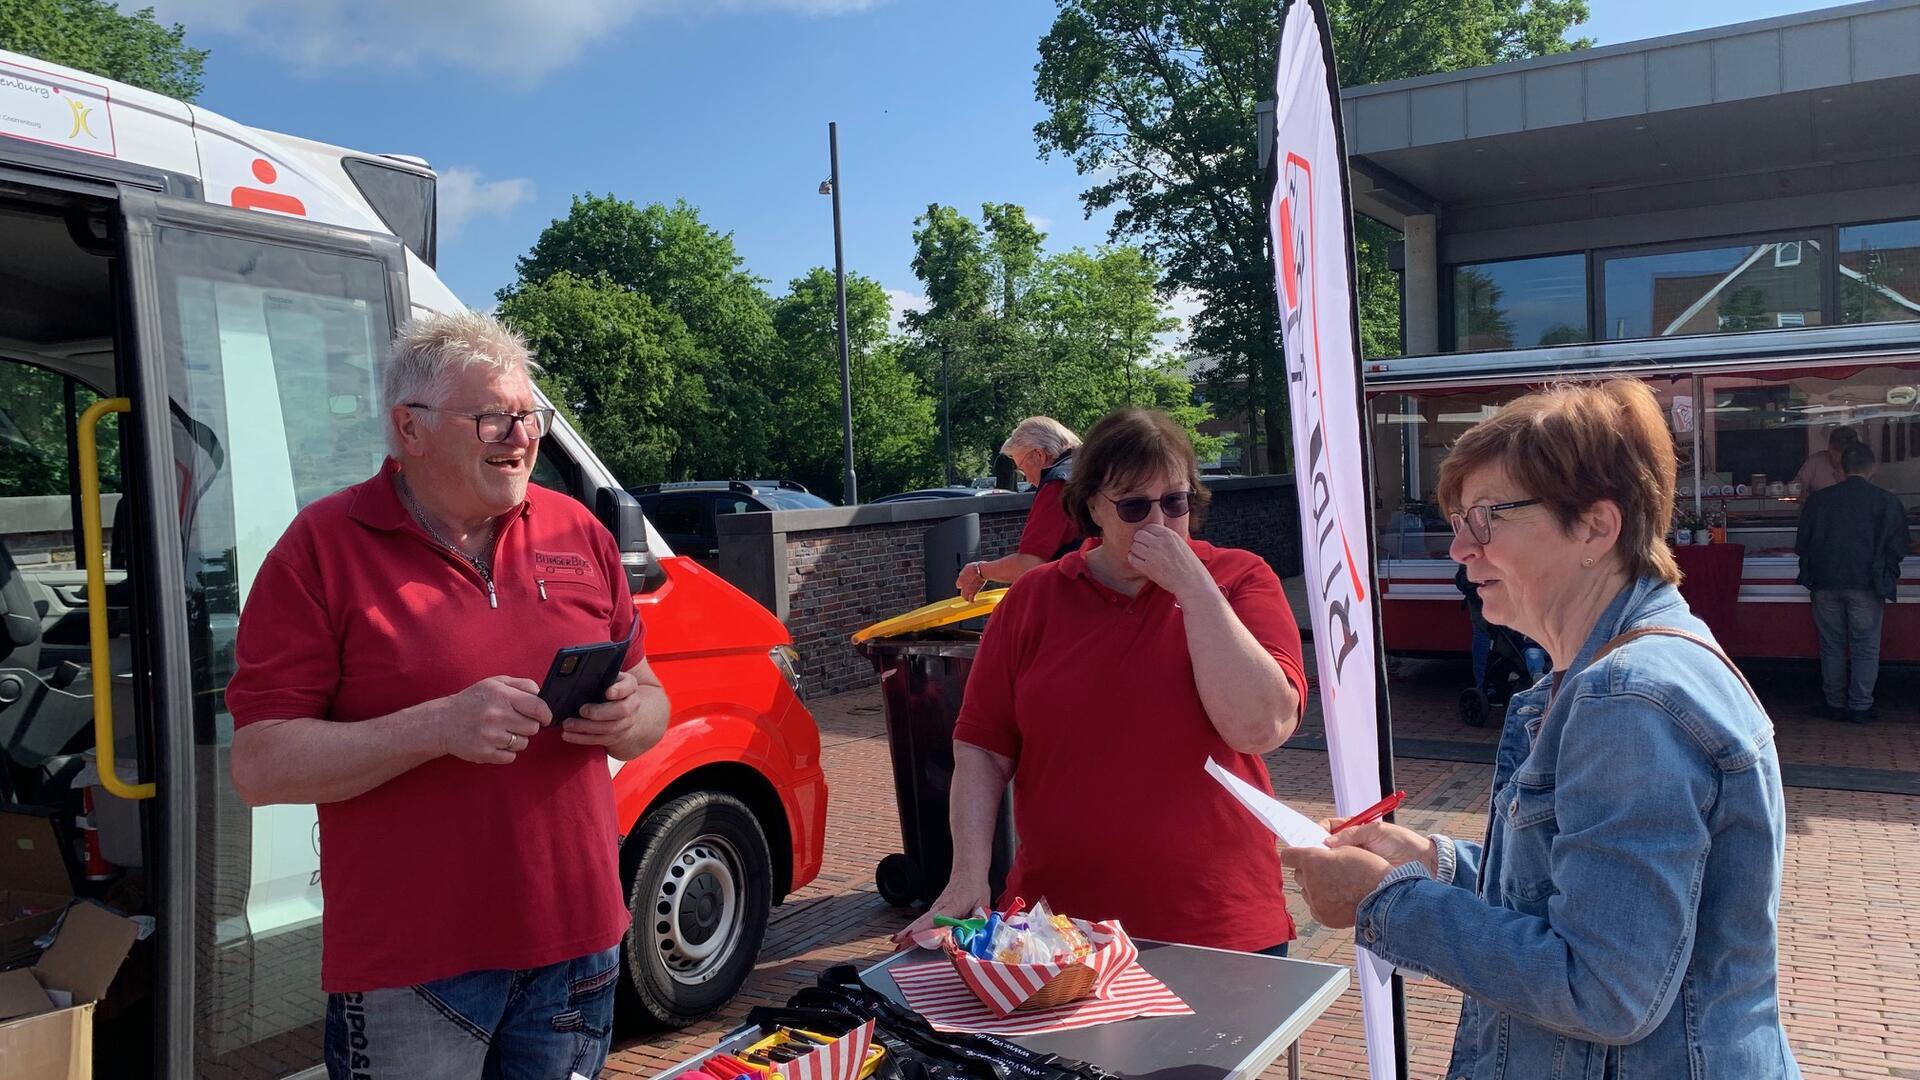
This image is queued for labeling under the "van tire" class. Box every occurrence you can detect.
[621,791,772,1029]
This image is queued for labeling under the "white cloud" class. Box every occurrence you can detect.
[148,0,889,80]
[436,168,535,239]
[884,287,929,336]
[1027,213,1054,232]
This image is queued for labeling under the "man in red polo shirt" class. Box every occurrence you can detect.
[226,311,669,1080]
[957,417,1083,600]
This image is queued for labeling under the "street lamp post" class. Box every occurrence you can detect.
[821,122,858,505]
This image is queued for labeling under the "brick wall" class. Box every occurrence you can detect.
[720,477,1301,697]
[781,505,1031,694]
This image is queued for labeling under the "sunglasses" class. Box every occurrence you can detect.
[1104,491,1195,524]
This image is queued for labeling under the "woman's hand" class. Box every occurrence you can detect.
[1323,818,1437,874]
[955,561,987,602]
[1128,524,1215,601]
[1279,844,1393,930]
[894,878,992,949]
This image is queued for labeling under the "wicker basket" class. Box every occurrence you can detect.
[1013,962,1097,1010]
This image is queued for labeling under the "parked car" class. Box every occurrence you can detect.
[869,486,1008,505]
[630,480,832,563]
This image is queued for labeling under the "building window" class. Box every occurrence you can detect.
[1839,218,1920,325]
[1600,235,1824,340]
[1449,254,1588,352]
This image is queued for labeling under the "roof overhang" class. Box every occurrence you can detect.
[1341,0,1920,217]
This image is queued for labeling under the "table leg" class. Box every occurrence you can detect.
[1288,1040,1301,1079]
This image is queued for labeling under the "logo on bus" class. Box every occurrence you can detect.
[230,158,308,217]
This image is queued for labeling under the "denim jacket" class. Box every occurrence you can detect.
[1355,578,1801,1079]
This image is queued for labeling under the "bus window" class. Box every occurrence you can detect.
[148,224,395,1080]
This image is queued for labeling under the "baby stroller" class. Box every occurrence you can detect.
[1456,565,1548,727]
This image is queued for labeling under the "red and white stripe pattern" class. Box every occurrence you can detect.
[782,1018,876,1080]
[945,920,1136,1017]
[890,954,1191,1035]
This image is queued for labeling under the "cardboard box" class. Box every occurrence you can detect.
[0,811,75,969]
[0,901,138,1080]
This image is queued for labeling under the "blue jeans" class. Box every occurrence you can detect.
[325,947,620,1080]
[1811,589,1885,711]
[1256,942,1290,957]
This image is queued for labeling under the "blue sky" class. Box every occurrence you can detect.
[149,0,1847,325]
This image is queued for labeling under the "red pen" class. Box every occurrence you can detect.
[1329,789,1407,835]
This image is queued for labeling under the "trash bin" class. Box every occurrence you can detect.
[853,593,1018,908]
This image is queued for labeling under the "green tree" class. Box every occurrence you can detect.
[770,268,938,499]
[505,195,777,480]
[1033,0,1590,470]
[495,271,693,484]
[904,202,1220,476]
[0,0,207,100]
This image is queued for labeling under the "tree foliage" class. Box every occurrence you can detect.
[504,195,777,482]
[770,268,938,498]
[0,0,207,100]
[496,271,692,484]
[1033,0,1590,469]
[904,202,1219,481]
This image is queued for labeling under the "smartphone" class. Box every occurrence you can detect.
[538,614,640,723]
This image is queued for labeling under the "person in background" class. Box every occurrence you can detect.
[1282,379,1798,1079]
[906,407,1307,955]
[1796,441,1912,724]
[957,417,1082,600]
[1794,424,1860,494]
[227,312,670,1080]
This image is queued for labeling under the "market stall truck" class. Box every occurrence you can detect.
[0,47,826,1079]
[1364,343,1920,661]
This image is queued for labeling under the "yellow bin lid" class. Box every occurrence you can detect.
[850,589,1008,644]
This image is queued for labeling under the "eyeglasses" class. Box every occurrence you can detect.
[1448,498,1541,544]
[404,403,555,443]
[1105,491,1195,524]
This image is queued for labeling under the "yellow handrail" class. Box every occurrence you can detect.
[78,397,152,800]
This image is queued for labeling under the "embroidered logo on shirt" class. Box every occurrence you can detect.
[534,550,597,579]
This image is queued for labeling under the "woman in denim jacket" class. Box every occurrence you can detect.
[1284,380,1800,1079]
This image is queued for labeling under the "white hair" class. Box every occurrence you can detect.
[383,311,533,457]
[1000,416,1081,459]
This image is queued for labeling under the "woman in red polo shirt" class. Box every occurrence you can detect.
[903,408,1309,955]
[957,417,1082,601]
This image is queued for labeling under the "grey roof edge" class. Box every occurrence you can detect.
[1340,0,1918,98]
[1362,322,1920,386]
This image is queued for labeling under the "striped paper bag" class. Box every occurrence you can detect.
[781,1018,876,1080]
[944,919,1138,1018]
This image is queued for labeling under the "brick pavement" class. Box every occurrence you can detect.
[608,671,1920,1079]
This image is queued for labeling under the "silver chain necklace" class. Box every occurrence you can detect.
[395,472,500,580]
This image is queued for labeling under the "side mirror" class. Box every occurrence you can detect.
[595,486,666,594]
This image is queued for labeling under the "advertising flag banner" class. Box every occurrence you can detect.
[1268,0,1405,1076]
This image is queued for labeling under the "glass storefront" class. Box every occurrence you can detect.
[1451,254,1588,351]
[1839,219,1920,326]
[1601,234,1824,340]
[1371,363,1920,559]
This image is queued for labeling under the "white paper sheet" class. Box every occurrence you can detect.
[1205,757,1330,847]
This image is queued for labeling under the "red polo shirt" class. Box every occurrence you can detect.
[226,460,641,992]
[1016,480,1078,561]
[953,539,1307,952]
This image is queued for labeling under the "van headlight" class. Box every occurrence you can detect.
[770,645,802,697]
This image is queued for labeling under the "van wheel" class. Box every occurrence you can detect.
[621,791,772,1029]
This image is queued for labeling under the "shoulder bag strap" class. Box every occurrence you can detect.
[1589,626,1763,710]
